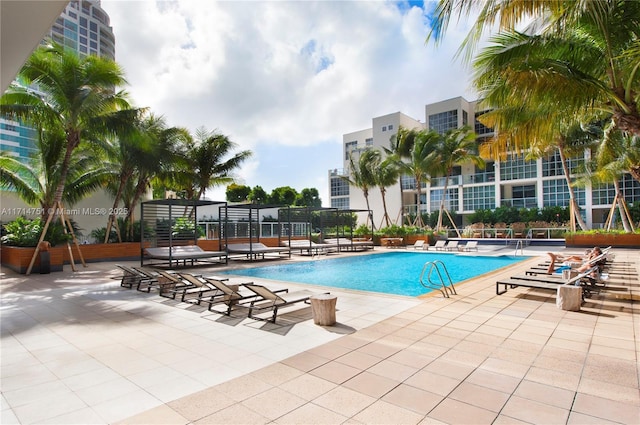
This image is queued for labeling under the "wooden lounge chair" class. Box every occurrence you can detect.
[243,283,324,323]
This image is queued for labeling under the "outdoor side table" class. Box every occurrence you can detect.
[310,294,337,326]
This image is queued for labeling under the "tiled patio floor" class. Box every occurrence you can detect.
[1,246,638,424]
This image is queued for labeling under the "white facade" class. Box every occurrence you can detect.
[329,97,640,229]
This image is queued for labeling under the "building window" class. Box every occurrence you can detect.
[345,141,357,160]
[543,179,585,207]
[542,152,584,177]
[430,188,459,212]
[474,110,493,135]
[428,110,458,134]
[382,126,387,131]
[388,124,394,130]
[463,185,495,211]
[331,197,350,209]
[330,177,350,197]
[365,138,373,147]
[592,174,640,205]
[500,154,537,180]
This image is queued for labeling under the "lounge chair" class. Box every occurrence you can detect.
[433,240,447,251]
[444,241,459,251]
[148,269,196,297]
[115,264,157,290]
[243,283,324,323]
[226,242,291,260]
[458,241,478,252]
[496,266,599,296]
[412,240,429,250]
[198,279,287,315]
[170,273,225,303]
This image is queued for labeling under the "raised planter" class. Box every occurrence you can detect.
[565,233,640,248]
[1,242,143,274]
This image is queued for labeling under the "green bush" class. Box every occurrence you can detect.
[1,216,73,247]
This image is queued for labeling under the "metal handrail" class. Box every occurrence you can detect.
[419,260,457,298]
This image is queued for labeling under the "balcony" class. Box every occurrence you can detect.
[500,197,538,208]
[430,176,460,187]
[461,173,495,184]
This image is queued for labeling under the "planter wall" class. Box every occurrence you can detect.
[565,233,640,248]
[1,242,144,274]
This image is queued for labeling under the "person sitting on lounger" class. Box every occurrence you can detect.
[546,246,603,274]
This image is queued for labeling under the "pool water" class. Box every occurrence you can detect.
[222,252,528,296]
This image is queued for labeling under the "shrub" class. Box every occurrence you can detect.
[1,216,73,247]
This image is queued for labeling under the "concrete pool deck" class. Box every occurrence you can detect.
[1,245,638,424]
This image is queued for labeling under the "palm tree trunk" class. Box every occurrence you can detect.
[437,177,448,232]
[415,177,424,228]
[104,174,130,243]
[614,182,633,232]
[363,189,375,231]
[380,187,391,228]
[558,147,588,230]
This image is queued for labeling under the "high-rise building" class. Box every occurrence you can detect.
[329,96,640,230]
[0,0,115,161]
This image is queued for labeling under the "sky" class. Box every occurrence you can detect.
[101,0,477,205]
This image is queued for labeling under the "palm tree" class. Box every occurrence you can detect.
[369,152,399,228]
[394,130,440,228]
[341,149,379,229]
[121,115,188,240]
[0,42,133,228]
[385,126,420,225]
[0,127,109,220]
[582,129,636,231]
[429,0,640,167]
[101,112,187,242]
[173,128,252,202]
[429,126,484,232]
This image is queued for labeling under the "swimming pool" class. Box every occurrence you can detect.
[222,252,528,296]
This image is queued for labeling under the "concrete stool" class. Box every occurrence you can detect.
[557,285,582,311]
[310,294,337,326]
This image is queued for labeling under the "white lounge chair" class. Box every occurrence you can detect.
[412,240,429,250]
[433,240,447,251]
[444,241,459,251]
[458,241,478,252]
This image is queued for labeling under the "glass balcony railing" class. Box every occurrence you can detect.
[430,176,460,187]
[461,173,496,184]
[500,197,538,208]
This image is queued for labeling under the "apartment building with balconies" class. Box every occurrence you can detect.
[329,96,640,229]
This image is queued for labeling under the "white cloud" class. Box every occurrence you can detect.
[102,0,476,202]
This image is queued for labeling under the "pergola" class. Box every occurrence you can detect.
[140,199,227,266]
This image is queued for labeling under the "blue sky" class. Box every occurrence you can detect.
[102,0,476,205]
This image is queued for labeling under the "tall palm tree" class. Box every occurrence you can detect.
[395,130,440,228]
[121,115,188,240]
[429,126,485,232]
[102,112,185,242]
[373,155,400,228]
[386,126,420,225]
[0,42,133,227]
[582,129,636,231]
[173,128,252,202]
[341,149,379,229]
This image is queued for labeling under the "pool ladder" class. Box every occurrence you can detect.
[419,260,457,298]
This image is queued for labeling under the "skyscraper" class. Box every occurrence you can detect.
[0,0,115,161]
